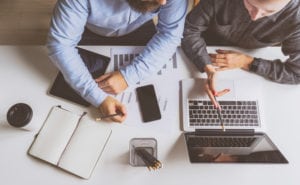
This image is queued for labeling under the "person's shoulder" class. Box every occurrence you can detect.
[85,0,118,7]
[273,0,300,24]
[286,0,300,25]
[287,0,300,15]
[295,0,300,17]
[164,0,187,6]
[55,0,91,12]
[202,0,236,5]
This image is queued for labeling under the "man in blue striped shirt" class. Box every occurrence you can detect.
[47,0,187,122]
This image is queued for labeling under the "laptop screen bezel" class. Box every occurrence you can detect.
[184,131,288,163]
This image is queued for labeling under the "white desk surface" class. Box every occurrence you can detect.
[0,46,299,185]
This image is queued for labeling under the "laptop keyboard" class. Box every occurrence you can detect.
[188,136,256,147]
[188,100,260,127]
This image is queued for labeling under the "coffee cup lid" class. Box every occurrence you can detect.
[7,103,33,127]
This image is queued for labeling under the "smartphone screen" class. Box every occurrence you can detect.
[136,85,161,122]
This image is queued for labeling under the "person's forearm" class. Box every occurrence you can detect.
[48,45,108,107]
[120,0,187,85]
[47,0,108,107]
[181,37,211,72]
[241,56,254,71]
[181,0,213,72]
[250,58,300,84]
[181,18,211,73]
[120,32,181,85]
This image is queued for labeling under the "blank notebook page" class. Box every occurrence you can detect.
[58,117,112,179]
[28,107,81,164]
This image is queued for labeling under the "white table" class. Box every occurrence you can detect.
[0,46,299,185]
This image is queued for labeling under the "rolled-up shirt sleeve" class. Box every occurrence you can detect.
[119,0,188,85]
[47,0,107,107]
[181,0,213,73]
[250,28,300,84]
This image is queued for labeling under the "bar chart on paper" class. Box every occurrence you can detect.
[108,46,178,77]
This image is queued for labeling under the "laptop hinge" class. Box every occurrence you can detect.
[194,129,255,136]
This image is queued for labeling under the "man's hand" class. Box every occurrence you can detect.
[209,49,254,71]
[98,96,127,123]
[95,71,128,94]
[204,64,230,108]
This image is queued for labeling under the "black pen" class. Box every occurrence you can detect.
[96,112,123,121]
[213,96,226,131]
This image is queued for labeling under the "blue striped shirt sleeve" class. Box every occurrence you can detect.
[47,0,107,107]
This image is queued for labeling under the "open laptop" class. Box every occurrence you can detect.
[181,78,288,163]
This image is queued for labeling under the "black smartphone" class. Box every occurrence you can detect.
[136,84,161,122]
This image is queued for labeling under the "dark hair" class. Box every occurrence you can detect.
[127,0,161,13]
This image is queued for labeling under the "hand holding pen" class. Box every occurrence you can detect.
[97,96,127,123]
[96,111,124,121]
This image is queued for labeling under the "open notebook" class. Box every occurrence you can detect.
[28,106,112,179]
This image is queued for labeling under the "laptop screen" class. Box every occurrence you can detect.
[184,132,288,163]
